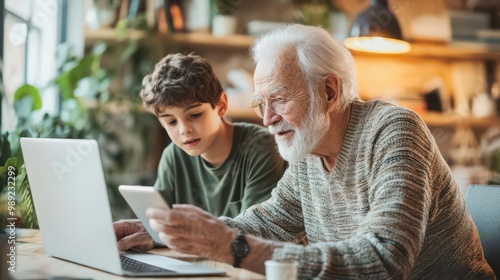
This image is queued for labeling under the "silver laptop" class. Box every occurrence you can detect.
[20,137,226,277]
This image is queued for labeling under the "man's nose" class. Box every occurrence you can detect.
[262,106,281,127]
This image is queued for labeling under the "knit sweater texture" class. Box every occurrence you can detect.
[220,100,494,279]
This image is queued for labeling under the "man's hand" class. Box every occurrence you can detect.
[113,219,155,252]
[147,204,237,264]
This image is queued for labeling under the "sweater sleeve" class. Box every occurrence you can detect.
[271,110,435,279]
[220,165,306,243]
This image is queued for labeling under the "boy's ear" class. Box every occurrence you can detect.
[217,92,229,117]
[324,74,341,113]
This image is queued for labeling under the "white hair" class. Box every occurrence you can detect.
[250,24,359,111]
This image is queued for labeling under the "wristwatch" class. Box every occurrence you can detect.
[231,234,249,268]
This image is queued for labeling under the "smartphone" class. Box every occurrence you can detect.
[118,185,171,245]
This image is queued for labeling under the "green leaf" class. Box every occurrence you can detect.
[5,157,21,170]
[13,98,34,120]
[119,40,138,64]
[92,42,107,56]
[213,0,236,15]
[490,148,500,172]
[0,157,21,195]
[16,165,38,229]
[55,54,98,100]
[14,84,42,111]
[115,19,129,39]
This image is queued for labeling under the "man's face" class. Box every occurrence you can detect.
[254,53,330,162]
[156,102,223,157]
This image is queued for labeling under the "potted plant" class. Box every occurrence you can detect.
[0,44,110,229]
[292,0,330,28]
[211,0,238,36]
[1,38,165,229]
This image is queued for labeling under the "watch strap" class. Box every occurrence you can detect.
[233,252,243,268]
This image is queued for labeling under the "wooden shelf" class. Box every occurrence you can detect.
[168,32,255,48]
[84,28,153,42]
[84,28,254,49]
[410,41,500,60]
[85,29,500,59]
[351,41,500,60]
[421,113,500,127]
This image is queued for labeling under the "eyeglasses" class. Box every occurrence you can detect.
[250,97,289,118]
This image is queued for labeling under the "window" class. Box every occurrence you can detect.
[1,0,83,131]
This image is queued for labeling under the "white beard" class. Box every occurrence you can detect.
[269,97,330,163]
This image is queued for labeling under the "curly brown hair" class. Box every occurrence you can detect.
[140,53,223,115]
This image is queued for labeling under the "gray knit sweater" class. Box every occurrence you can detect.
[220,100,494,279]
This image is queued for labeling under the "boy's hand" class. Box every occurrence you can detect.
[113,219,155,252]
[147,204,237,264]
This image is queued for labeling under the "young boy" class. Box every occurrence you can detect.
[114,53,286,251]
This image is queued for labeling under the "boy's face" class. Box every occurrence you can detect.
[156,101,225,157]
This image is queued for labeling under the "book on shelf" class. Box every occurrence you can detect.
[163,0,186,33]
[145,0,157,29]
[118,0,130,21]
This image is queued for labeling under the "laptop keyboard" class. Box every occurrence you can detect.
[120,255,175,273]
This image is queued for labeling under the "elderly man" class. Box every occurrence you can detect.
[146,24,495,279]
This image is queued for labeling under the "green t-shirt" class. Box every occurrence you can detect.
[154,122,286,217]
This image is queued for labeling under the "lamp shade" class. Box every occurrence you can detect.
[344,0,411,54]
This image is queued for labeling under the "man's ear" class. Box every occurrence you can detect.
[217,92,229,117]
[324,74,341,112]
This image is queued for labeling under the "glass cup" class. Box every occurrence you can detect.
[265,260,298,280]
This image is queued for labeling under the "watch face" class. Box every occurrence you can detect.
[232,239,249,257]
